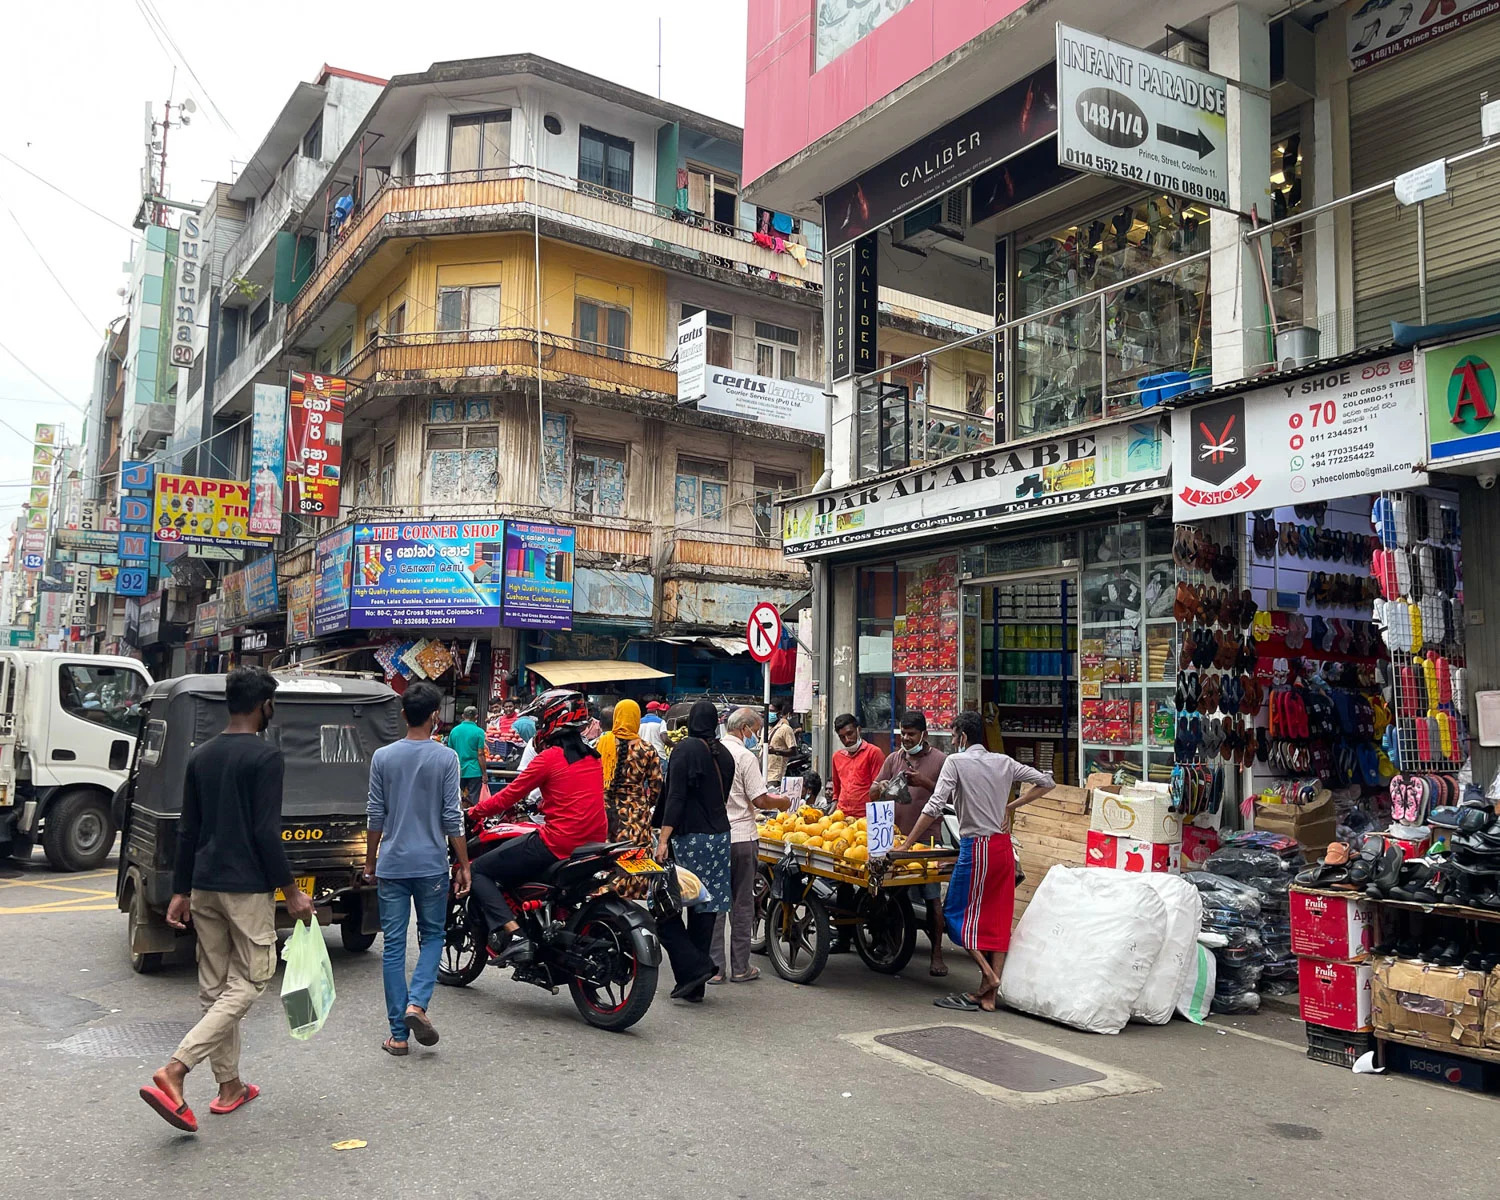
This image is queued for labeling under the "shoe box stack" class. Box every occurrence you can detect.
[1083,778,1182,873]
[1291,887,1376,1064]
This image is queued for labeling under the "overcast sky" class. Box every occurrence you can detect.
[0,0,749,531]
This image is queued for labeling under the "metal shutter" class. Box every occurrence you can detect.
[1349,16,1500,345]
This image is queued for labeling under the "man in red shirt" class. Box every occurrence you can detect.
[829,713,885,820]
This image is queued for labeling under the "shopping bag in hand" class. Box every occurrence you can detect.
[476,781,492,809]
[280,919,336,1040]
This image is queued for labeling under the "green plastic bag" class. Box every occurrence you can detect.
[1175,943,1215,1025]
[280,920,336,1040]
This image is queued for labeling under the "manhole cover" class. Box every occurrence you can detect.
[50,1021,193,1059]
[874,1026,1107,1093]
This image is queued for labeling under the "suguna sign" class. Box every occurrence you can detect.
[780,419,1169,556]
[1423,332,1500,466]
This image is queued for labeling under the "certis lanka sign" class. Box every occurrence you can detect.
[780,419,1170,556]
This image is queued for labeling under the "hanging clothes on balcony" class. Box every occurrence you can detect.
[785,242,808,268]
[676,166,690,213]
[752,231,775,250]
[770,211,794,236]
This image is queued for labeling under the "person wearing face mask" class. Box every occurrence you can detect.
[765,698,800,788]
[897,710,1054,1013]
[869,710,948,977]
[711,707,790,983]
[829,712,885,820]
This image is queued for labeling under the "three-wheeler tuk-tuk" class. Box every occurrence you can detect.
[116,673,405,972]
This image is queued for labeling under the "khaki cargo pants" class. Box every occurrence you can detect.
[171,890,278,1083]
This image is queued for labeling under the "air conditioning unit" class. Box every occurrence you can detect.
[894,190,967,252]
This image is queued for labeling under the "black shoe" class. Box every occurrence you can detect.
[496,936,536,966]
[670,967,717,1000]
[1464,951,1484,971]
[487,929,512,956]
[1436,940,1464,967]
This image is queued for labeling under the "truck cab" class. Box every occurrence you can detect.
[0,651,154,870]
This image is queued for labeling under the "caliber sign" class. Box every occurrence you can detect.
[1056,24,1230,209]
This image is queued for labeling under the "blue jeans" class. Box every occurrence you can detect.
[377,874,450,1041]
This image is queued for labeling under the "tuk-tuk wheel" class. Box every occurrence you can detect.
[340,918,377,953]
[126,883,163,974]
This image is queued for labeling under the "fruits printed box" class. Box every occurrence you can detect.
[1084,830,1180,873]
[1290,889,1374,961]
[1299,957,1373,1032]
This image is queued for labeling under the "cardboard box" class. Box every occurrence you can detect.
[1372,960,1486,1049]
[1180,824,1220,869]
[1255,790,1335,861]
[1290,890,1374,960]
[1383,1043,1493,1092]
[1480,968,1500,1050]
[1299,957,1374,1032]
[1089,784,1182,844]
[1084,829,1180,873]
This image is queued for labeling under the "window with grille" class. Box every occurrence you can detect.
[576,299,630,359]
[425,423,498,504]
[753,469,797,541]
[754,321,799,379]
[675,456,729,530]
[574,439,627,518]
[378,443,396,506]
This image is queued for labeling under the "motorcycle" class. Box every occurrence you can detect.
[438,808,678,1032]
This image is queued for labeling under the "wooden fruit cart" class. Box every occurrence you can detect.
[752,841,957,984]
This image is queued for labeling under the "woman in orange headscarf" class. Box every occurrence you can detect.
[601,699,662,899]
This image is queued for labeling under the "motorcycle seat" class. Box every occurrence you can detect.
[568,842,612,859]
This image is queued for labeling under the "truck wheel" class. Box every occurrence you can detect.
[43,792,115,872]
[340,918,377,953]
[126,883,163,974]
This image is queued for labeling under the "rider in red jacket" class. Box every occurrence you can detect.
[468,690,607,960]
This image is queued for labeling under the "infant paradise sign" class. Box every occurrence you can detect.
[152,474,271,549]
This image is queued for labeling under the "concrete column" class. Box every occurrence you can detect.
[828,376,857,488]
[1208,5,1273,383]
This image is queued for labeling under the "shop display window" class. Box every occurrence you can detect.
[1266,131,1305,344]
[1013,195,1212,440]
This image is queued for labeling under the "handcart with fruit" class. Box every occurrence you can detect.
[753,806,957,984]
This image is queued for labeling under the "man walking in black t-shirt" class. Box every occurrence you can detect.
[139,667,313,1133]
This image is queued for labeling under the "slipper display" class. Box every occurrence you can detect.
[209,1083,259,1116]
[140,1085,198,1133]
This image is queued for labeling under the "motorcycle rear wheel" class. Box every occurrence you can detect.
[567,906,658,1032]
[437,893,486,987]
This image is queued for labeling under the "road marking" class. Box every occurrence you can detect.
[1204,1021,1304,1053]
[841,1022,1160,1108]
[0,901,117,915]
[0,880,115,898]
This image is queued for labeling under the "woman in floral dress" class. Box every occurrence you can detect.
[601,699,662,899]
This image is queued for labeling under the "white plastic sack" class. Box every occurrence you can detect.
[1000,866,1167,1035]
[1130,873,1204,1024]
[1176,943,1216,1024]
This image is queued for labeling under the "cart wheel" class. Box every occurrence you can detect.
[750,867,772,956]
[765,894,831,984]
[853,890,917,975]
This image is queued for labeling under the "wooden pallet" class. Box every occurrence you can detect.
[1011,787,1090,922]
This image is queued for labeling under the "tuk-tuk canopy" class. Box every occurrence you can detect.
[133,674,405,818]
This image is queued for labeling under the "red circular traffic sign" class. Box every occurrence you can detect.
[746,602,783,663]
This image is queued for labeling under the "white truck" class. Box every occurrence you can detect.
[0,651,154,871]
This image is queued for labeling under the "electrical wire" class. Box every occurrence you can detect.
[0,340,87,414]
[133,0,240,141]
[1,192,103,336]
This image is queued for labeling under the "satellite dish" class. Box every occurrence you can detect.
[181,97,198,114]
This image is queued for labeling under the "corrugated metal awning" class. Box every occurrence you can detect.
[656,636,749,656]
[527,659,671,686]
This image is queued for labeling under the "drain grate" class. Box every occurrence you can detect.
[50,1021,193,1059]
[874,1026,1107,1093]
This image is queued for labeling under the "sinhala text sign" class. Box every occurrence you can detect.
[350,519,507,629]
[1170,352,1425,520]
[1056,24,1230,208]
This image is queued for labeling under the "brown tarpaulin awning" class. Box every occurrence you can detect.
[526,659,671,687]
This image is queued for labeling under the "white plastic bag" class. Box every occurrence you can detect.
[1176,943,1216,1024]
[1130,873,1204,1024]
[1000,866,1166,1034]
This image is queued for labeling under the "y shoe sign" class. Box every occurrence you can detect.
[746,602,782,664]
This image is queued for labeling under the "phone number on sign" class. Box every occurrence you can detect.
[1061,147,1227,206]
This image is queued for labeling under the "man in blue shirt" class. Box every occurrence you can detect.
[362,681,470,1056]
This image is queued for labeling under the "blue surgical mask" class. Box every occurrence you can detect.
[743,733,759,751]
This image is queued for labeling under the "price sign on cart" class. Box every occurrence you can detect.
[867,800,896,860]
[745,601,783,664]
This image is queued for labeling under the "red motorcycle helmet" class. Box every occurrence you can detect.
[527,688,591,741]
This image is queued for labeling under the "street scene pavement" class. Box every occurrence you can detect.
[1,848,1494,1200]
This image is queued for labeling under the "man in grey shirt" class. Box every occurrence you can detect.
[897,710,1054,1013]
[362,681,470,1056]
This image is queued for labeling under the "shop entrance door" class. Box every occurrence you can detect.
[960,569,1078,785]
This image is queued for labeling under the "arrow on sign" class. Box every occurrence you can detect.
[1157,124,1215,159]
[746,602,783,664]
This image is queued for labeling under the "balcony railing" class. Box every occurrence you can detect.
[215,305,287,411]
[290,165,822,331]
[340,328,679,405]
[222,157,328,287]
[668,529,809,577]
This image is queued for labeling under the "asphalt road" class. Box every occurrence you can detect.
[2,848,1497,1200]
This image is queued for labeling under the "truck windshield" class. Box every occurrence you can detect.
[59,664,148,735]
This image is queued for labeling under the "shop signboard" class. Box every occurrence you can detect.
[1421,332,1500,467]
[170,211,203,367]
[350,519,506,629]
[1346,0,1500,70]
[285,372,345,518]
[194,600,220,640]
[780,419,1169,556]
[830,235,878,383]
[696,368,825,434]
[312,527,353,637]
[1170,352,1425,520]
[243,555,279,620]
[675,311,707,403]
[56,528,120,552]
[91,567,118,594]
[117,567,148,598]
[822,65,1057,250]
[501,521,575,631]
[138,595,162,643]
[1056,25,1230,209]
[218,570,248,627]
[286,574,314,645]
[152,474,270,549]
[249,383,287,535]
